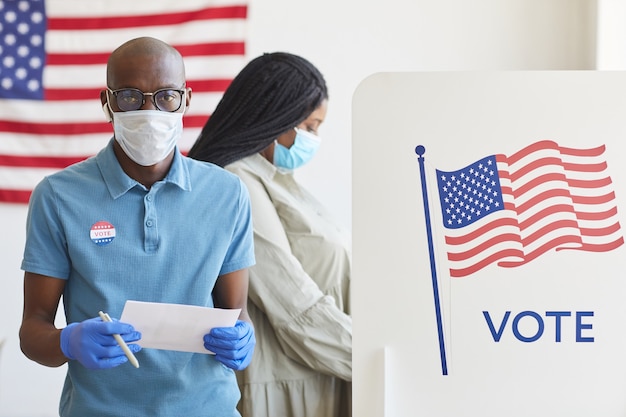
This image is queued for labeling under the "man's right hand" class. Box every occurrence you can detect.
[60,317,141,369]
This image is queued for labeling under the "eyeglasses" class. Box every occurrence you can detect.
[107,87,186,112]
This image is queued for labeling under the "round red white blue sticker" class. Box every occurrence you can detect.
[90,221,116,246]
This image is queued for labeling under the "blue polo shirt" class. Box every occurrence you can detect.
[21,139,255,417]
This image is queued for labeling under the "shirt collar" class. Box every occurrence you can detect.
[97,138,191,199]
[235,153,285,181]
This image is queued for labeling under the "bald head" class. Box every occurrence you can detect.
[106,37,186,89]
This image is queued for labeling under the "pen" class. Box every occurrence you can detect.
[98,310,140,368]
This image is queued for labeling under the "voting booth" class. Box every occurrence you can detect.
[352,72,626,417]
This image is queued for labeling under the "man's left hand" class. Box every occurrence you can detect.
[203,320,255,370]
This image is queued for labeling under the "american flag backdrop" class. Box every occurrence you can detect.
[436,140,624,278]
[0,0,248,203]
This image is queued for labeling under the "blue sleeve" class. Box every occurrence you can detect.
[21,177,71,279]
[219,177,256,276]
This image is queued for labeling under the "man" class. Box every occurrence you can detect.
[19,37,256,417]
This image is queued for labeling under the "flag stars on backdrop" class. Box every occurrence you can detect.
[0,0,46,99]
[437,155,505,229]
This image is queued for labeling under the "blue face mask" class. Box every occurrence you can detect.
[273,127,321,171]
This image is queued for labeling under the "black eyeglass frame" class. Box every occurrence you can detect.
[106,87,187,112]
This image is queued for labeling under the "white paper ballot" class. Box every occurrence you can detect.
[120,300,241,354]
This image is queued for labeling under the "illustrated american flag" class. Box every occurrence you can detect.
[0,0,248,203]
[435,140,624,278]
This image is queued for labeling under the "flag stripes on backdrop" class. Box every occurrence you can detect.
[435,140,624,278]
[0,0,248,203]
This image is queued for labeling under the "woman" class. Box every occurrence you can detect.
[188,52,351,417]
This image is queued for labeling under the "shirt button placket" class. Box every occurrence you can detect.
[144,192,158,252]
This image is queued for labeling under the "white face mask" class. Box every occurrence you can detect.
[112,108,183,166]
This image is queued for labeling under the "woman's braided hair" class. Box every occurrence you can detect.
[187,52,328,167]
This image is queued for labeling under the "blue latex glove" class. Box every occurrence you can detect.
[60,317,141,370]
[203,320,255,371]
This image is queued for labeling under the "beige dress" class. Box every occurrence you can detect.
[226,154,352,417]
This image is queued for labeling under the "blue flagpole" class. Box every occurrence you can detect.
[415,145,448,376]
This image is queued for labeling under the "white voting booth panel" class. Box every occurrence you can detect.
[352,72,626,417]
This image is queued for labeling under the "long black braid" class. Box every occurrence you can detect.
[187,52,328,167]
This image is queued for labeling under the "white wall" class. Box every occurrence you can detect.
[0,0,598,415]
[248,0,597,229]
[596,0,626,69]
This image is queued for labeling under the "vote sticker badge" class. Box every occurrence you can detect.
[90,221,116,246]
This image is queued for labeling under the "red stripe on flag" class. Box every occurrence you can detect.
[184,114,210,128]
[448,248,522,278]
[572,192,616,205]
[445,217,520,245]
[44,88,104,101]
[515,191,575,215]
[46,42,246,66]
[520,219,582,247]
[186,79,233,92]
[573,237,625,252]
[577,206,618,221]
[580,221,622,237]
[517,205,578,230]
[0,189,31,204]
[510,157,567,181]
[45,52,109,66]
[511,174,568,199]
[568,176,613,188]
[0,154,89,169]
[560,143,606,157]
[505,140,606,165]
[563,161,608,172]
[447,233,523,261]
[46,6,248,30]
[496,234,585,268]
[0,120,110,135]
[175,42,246,57]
